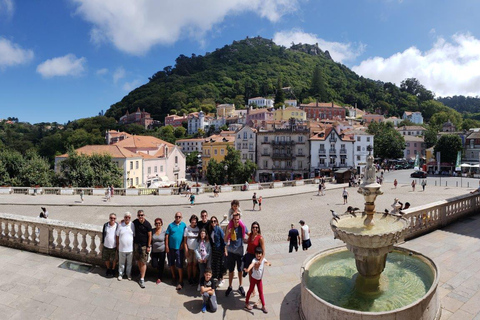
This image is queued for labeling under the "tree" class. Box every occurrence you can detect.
[206,159,224,185]
[310,65,327,102]
[186,151,201,167]
[424,125,438,149]
[19,149,53,186]
[367,122,405,160]
[434,135,462,165]
[400,78,434,102]
[274,77,285,106]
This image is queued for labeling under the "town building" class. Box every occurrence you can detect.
[175,138,204,154]
[396,125,426,137]
[285,100,297,107]
[309,127,354,174]
[300,102,346,120]
[164,114,188,127]
[246,107,274,127]
[256,122,310,182]
[464,131,480,163]
[114,135,186,185]
[119,108,155,129]
[363,114,385,124]
[187,111,214,135]
[274,106,306,121]
[105,130,131,145]
[202,133,235,173]
[402,111,424,124]
[55,145,143,188]
[403,136,425,160]
[385,116,401,126]
[248,97,274,108]
[216,104,235,117]
[235,126,257,163]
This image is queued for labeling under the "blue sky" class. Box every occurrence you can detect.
[1,0,480,124]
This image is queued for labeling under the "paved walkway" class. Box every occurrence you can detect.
[0,179,479,319]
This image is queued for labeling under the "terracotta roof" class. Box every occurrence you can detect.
[467,132,480,139]
[57,145,140,158]
[248,109,272,115]
[396,126,426,131]
[204,135,235,143]
[114,135,174,149]
[176,138,205,143]
[300,102,344,108]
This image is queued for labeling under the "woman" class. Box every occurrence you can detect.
[184,214,199,285]
[243,221,265,278]
[150,218,166,284]
[209,216,225,286]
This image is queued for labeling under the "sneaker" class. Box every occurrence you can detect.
[127,275,132,281]
[202,304,207,313]
[225,286,233,297]
[139,279,145,289]
[117,275,122,281]
[217,279,224,287]
[238,286,246,297]
[197,284,201,291]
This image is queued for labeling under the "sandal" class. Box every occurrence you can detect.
[261,307,268,314]
[176,283,182,290]
[244,304,253,310]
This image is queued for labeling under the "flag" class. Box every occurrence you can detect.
[455,151,461,171]
[414,154,420,171]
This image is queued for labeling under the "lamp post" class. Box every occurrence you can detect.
[224,164,228,184]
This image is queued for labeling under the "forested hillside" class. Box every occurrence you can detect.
[105,36,450,122]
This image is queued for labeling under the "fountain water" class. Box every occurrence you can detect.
[300,147,441,319]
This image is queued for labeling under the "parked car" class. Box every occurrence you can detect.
[410,171,428,178]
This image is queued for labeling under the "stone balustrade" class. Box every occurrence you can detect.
[0,213,103,265]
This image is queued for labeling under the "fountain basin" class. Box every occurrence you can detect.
[300,246,441,320]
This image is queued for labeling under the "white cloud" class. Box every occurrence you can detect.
[71,0,298,55]
[96,67,108,75]
[273,29,365,63]
[352,33,480,97]
[0,37,34,68]
[123,79,141,92]
[113,67,125,84]
[0,0,14,18]
[36,54,86,78]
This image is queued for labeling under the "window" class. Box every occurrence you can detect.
[298,136,303,142]
[341,144,345,149]
[250,134,253,139]
[214,149,217,155]
[220,149,224,155]
[407,150,410,155]
[136,161,139,169]
[154,166,157,173]
[264,160,268,168]
[160,166,163,172]
[175,156,178,164]
[249,143,253,151]
[249,154,253,160]
[357,156,361,161]
[263,148,268,155]
[148,167,151,174]
[299,161,303,168]
[319,158,325,165]
[340,157,346,165]
[298,148,303,155]
[238,134,241,138]
[414,143,417,147]
[243,132,247,139]
[366,137,370,142]
[287,161,292,167]
[319,145,325,151]
[135,177,139,186]
[237,143,241,149]
[130,161,133,170]
[242,154,247,159]
[357,146,361,151]
[264,136,268,142]
[329,157,335,164]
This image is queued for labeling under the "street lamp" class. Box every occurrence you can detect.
[224,164,228,184]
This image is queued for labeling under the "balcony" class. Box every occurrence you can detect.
[272,153,296,160]
[318,149,326,155]
[261,152,270,156]
[329,148,336,153]
[296,154,306,157]
[340,148,347,154]
[271,140,295,146]
[202,154,211,158]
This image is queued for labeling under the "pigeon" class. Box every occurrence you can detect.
[331,210,340,221]
[383,209,390,218]
[345,206,359,218]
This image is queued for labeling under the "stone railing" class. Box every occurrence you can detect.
[0,213,103,265]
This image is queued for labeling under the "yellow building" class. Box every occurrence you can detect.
[274,106,306,121]
[202,134,235,172]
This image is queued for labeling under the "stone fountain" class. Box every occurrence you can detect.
[300,147,440,319]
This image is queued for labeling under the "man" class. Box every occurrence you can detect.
[166,212,187,290]
[197,210,210,232]
[133,210,152,289]
[287,223,300,253]
[224,213,247,297]
[299,220,311,251]
[102,213,118,277]
[252,192,257,211]
[116,212,135,281]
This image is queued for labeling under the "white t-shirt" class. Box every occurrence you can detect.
[184,225,199,250]
[251,257,268,280]
[301,225,310,241]
[228,208,242,220]
[104,223,117,249]
[116,222,135,253]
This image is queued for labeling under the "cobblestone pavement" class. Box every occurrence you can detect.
[0,177,477,319]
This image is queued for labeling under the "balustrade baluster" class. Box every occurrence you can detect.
[72,230,79,253]
[24,223,31,245]
[56,228,64,251]
[81,231,88,254]
[18,222,24,243]
[89,233,97,257]
[64,229,71,252]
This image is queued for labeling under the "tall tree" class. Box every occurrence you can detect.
[434,135,462,165]
[310,65,327,102]
[274,77,285,106]
[367,122,406,160]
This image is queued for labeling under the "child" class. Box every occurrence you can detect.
[226,200,246,241]
[200,268,217,313]
[195,228,211,291]
[190,193,195,206]
[258,196,262,211]
[244,246,271,313]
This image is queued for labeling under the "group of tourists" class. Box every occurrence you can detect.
[100,200,271,314]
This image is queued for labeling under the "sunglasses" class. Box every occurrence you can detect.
[252,226,259,229]
[110,217,116,220]
[175,216,182,218]
[211,220,217,223]
[155,222,162,225]
[125,216,131,219]
[138,214,144,217]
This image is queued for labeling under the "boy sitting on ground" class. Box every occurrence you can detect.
[200,268,217,313]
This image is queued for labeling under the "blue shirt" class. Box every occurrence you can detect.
[166,221,186,250]
[227,225,248,255]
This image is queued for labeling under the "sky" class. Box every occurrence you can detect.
[2,0,480,124]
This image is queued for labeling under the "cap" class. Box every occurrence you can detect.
[299,220,305,224]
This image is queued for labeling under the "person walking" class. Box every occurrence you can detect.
[189,193,196,206]
[287,223,300,253]
[80,189,84,203]
[116,212,135,281]
[299,220,311,251]
[342,187,349,204]
[133,210,152,289]
[317,183,322,196]
[411,180,416,192]
[101,213,118,277]
[393,179,398,189]
[150,218,166,285]
[421,179,427,191]
[166,212,187,290]
[252,192,258,211]
[258,196,262,211]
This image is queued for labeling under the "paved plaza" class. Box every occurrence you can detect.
[0,177,480,319]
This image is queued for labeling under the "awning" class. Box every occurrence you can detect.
[335,168,350,174]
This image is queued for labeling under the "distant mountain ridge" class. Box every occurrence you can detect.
[105,36,451,123]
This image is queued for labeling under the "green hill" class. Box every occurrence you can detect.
[104,36,448,122]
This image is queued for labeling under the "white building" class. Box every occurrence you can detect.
[188,111,211,135]
[402,111,424,124]
[248,97,274,108]
[396,125,426,137]
[175,138,204,154]
[350,129,375,174]
[310,127,354,172]
[235,126,257,163]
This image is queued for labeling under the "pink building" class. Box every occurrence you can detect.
[119,108,155,129]
[165,114,188,127]
[246,108,274,127]
[403,136,425,160]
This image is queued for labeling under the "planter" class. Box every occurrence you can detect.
[273,182,284,188]
[126,189,139,196]
[221,186,233,192]
[295,180,304,186]
[60,188,74,195]
[157,188,172,195]
[93,189,106,196]
[0,187,12,194]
